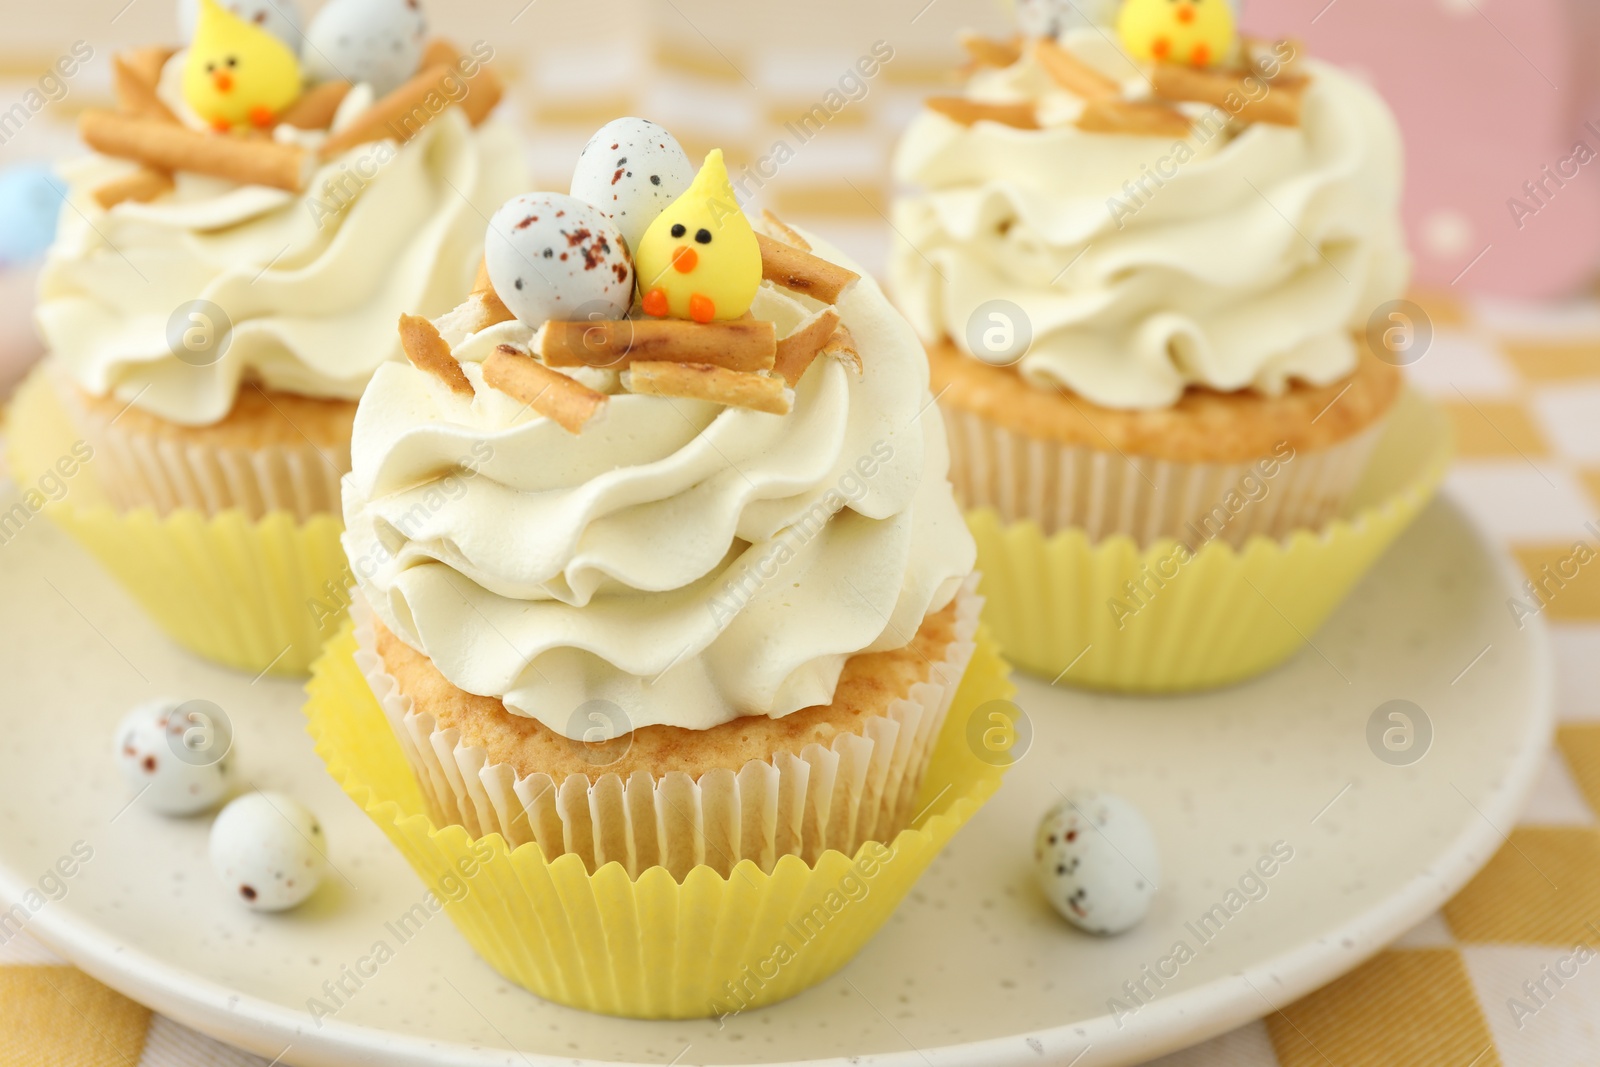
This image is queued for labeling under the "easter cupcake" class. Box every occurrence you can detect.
[10,0,526,673]
[308,123,1013,1017]
[887,4,1449,688]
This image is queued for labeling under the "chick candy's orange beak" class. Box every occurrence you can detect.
[671,246,698,273]
[212,70,234,93]
[1175,5,1195,23]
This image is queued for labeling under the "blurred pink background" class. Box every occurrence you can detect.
[1250,0,1600,298]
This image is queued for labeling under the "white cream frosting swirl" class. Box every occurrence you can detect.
[889,29,1409,410]
[341,235,975,738]
[37,53,528,426]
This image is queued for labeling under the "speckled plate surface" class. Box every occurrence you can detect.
[0,492,1551,1067]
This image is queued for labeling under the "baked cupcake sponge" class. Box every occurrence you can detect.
[58,375,354,521]
[932,335,1403,546]
[367,583,982,881]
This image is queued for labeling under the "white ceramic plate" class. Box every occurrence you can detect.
[0,493,1551,1067]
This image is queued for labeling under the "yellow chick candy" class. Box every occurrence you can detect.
[634,149,761,324]
[182,0,302,133]
[1116,0,1236,69]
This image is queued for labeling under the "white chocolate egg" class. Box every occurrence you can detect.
[210,792,326,912]
[569,117,695,255]
[178,0,303,54]
[1035,791,1160,935]
[114,698,234,817]
[302,0,427,97]
[485,192,634,327]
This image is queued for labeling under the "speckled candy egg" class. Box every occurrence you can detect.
[302,0,427,97]
[1015,0,1119,36]
[210,792,326,911]
[114,698,234,816]
[1035,791,1160,935]
[178,0,304,54]
[569,118,695,255]
[485,192,634,327]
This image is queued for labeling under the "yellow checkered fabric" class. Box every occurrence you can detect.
[5,30,1600,1067]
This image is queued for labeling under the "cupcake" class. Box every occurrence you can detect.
[887,9,1450,689]
[308,123,1013,1016]
[9,0,527,673]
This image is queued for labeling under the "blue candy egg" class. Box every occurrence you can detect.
[0,165,63,265]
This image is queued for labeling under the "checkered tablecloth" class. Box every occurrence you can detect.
[5,31,1600,1067]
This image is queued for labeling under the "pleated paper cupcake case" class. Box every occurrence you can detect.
[8,368,351,676]
[966,389,1452,691]
[305,609,1015,1018]
[941,403,1388,547]
[51,368,347,523]
[355,580,981,880]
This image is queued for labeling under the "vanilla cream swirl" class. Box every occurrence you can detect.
[341,236,975,737]
[37,53,528,425]
[889,29,1409,410]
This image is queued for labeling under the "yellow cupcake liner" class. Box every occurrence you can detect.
[971,388,1452,692]
[6,369,350,677]
[305,617,1016,1019]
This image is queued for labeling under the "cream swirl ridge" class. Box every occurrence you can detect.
[889,31,1409,410]
[341,235,975,737]
[37,55,528,426]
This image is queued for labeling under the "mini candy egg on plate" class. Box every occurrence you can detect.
[210,791,326,911]
[569,117,695,255]
[302,0,427,97]
[114,698,235,817]
[178,0,304,55]
[486,192,634,327]
[1035,790,1160,935]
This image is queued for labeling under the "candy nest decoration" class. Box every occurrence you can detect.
[78,0,501,204]
[402,124,865,434]
[941,9,1302,135]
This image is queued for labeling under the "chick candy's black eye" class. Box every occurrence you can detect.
[226,56,238,67]
[695,228,712,244]
[670,223,686,238]
[205,62,215,72]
